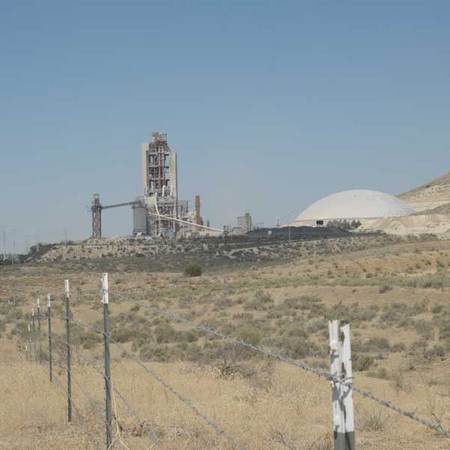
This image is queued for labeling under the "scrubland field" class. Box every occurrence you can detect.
[1,236,450,449]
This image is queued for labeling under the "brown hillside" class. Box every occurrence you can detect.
[400,172,450,212]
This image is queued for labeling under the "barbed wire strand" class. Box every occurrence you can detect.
[109,378,131,450]
[125,298,450,439]
[111,339,245,450]
[51,328,162,449]
[57,290,450,439]
[52,358,104,418]
[69,316,245,450]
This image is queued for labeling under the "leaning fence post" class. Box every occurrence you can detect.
[37,297,41,363]
[329,320,355,450]
[47,294,53,382]
[64,280,72,422]
[102,272,113,449]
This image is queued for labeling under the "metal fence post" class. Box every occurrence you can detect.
[329,320,355,450]
[37,297,41,363]
[47,294,53,382]
[31,308,36,361]
[64,280,72,423]
[27,323,32,360]
[102,272,113,449]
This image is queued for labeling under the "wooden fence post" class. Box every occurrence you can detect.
[329,320,355,450]
[102,273,113,449]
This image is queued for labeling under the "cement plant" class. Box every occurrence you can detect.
[89,131,450,240]
[11,130,444,268]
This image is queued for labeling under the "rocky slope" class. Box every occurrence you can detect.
[399,172,450,213]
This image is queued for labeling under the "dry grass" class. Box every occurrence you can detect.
[1,237,450,448]
[1,348,449,450]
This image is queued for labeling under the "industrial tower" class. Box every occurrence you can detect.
[135,132,186,236]
[91,132,211,238]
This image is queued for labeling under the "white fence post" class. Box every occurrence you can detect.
[329,320,355,450]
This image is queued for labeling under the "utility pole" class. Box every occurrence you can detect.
[102,273,113,449]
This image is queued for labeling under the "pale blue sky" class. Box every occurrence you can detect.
[1,0,449,251]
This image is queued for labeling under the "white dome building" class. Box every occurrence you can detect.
[291,190,415,227]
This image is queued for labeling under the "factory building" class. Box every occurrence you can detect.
[237,212,253,233]
[134,132,188,237]
[92,132,212,239]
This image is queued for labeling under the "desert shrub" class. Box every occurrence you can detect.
[154,323,177,343]
[361,411,387,431]
[139,344,170,362]
[11,320,28,340]
[423,344,446,361]
[273,335,320,359]
[352,353,375,371]
[437,317,450,341]
[284,297,301,310]
[431,304,444,314]
[391,369,408,392]
[420,277,445,289]
[306,318,327,334]
[413,320,433,339]
[285,295,323,316]
[69,322,102,349]
[183,343,203,361]
[307,433,334,450]
[214,297,233,310]
[176,329,199,343]
[411,300,429,315]
[367,367,388,379]
[236,326,262,346]
[391,342,406,352]
[283,324,307,338]
[184,264,202,277]
[113,327,142,343]
[378,284,392,294]
[244,291,274,311]
[254,290,274,304]
[232,312,254,321]
[364,337,391,351]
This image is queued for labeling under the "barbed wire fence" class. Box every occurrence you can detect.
[14,274,450,450]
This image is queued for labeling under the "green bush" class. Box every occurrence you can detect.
[184,264,202,277]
